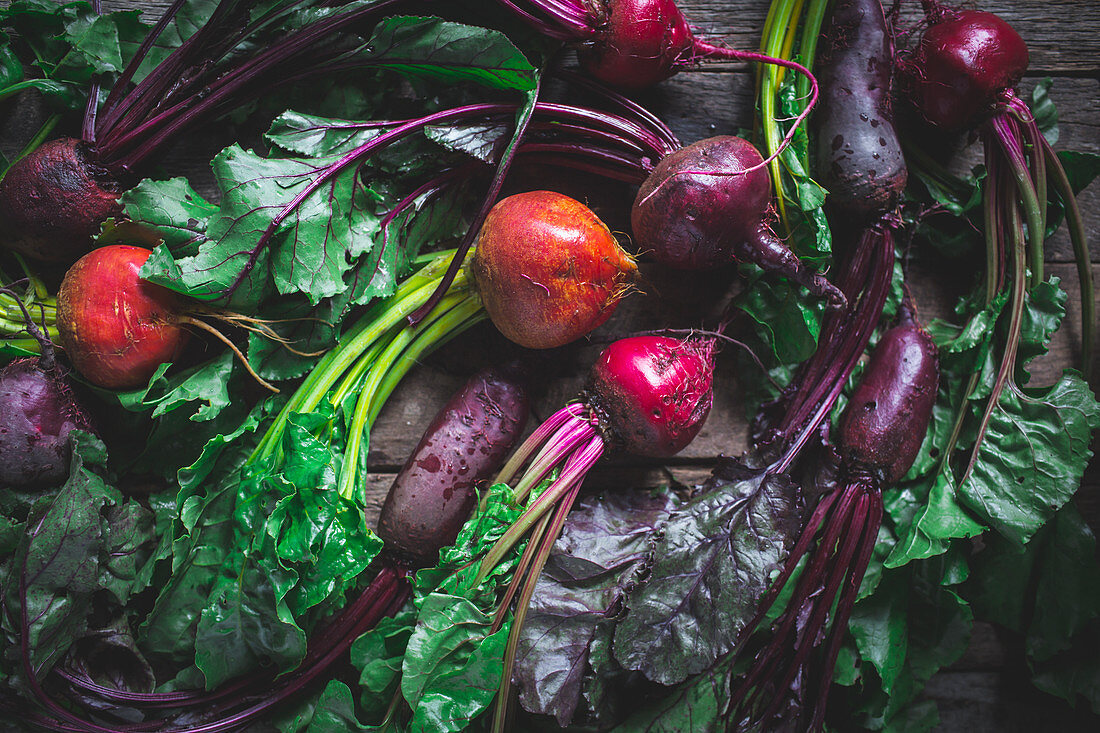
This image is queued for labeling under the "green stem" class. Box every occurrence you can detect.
[1039,137,1095,378]
[960,187,1027,488]
[760,0,800,228]
[252,254,465,463]
[364,298,486,429]
[337,290,482,500]
[796,0,829,104]
[3,114,60,178]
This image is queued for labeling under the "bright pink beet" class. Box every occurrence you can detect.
[578,0,695,90]
[585,334,715,457]
[905,9,1029,130]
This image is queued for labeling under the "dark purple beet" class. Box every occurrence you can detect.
[631,136,845,305]
[838,308,939,483]
[577,0,695,90]
[902,9,1029,131]
[376,364,530,566]
[814,0,907,220]
[0,138,122,262]
[0,357,89,488]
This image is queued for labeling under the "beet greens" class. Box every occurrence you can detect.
[0,0,547,264]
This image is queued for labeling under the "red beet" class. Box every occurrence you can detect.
[631,136,845,305]
[903,9,1029,130]
[470,190,637,349]
[377,364,531,565]
[578,0,695,90]
[0,358,89,488]
[585,334,715,457]
[0,138,123,262]
[56,245,190,390]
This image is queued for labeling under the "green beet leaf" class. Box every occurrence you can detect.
[958,374,1099,546]
[359,16,536,92]
[401,594,509,733]
[350,606,417,720]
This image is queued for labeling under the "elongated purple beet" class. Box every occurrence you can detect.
[631,136,845,306]
[377,364,531,565]
[814,0,906,219]
[730,304,939,730]
[838,308,939,483]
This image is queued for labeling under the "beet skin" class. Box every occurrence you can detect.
[57,245,190,390]
[814,0,907,220]
[0,359,88,488]
[376,365,530,566]
[838,310,939,483]
[578,0,695,90]
[471,190,636,349]
[632,136,845,305]
[904,10,1029,131]
[585,335,715,457]
[0,138,122,263]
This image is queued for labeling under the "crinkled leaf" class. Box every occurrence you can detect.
[1030,78,1059,145]
[121,177,217,252]
[402,594,508,733]
[958,373,1099,545]
[612,458,802,685]
[425,122,507,163]
[850,573,909,695]
[108,351,234,422]
[194,555,305,688]
[266,110,387,157]
[884,472,984,568]
[2,435,153,678]
[350,606,416,719]
[608,663,728,733]
[513,488,678,725]
[1025,507,1100,663]
[739,277,824,364]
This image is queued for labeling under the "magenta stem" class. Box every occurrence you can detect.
[495,0,595,41]
[693,41,819,171]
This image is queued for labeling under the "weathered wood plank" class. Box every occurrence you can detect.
[674,0,1100,74]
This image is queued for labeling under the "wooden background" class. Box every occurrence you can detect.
[4,0,1098,730]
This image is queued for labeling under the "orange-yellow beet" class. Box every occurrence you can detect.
[470,191,636,349]
[57,245,189,390]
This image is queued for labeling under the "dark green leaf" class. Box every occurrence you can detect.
[1029,78,1059,145]
[361,16,536,92]
[850,573,908,695]
[612,458,801,685]
[401,594,508,733]
[350,606,416,719]
[958,374,1099,545]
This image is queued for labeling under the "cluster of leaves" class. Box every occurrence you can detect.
[0,434,160,706]
[265,481,536,733]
